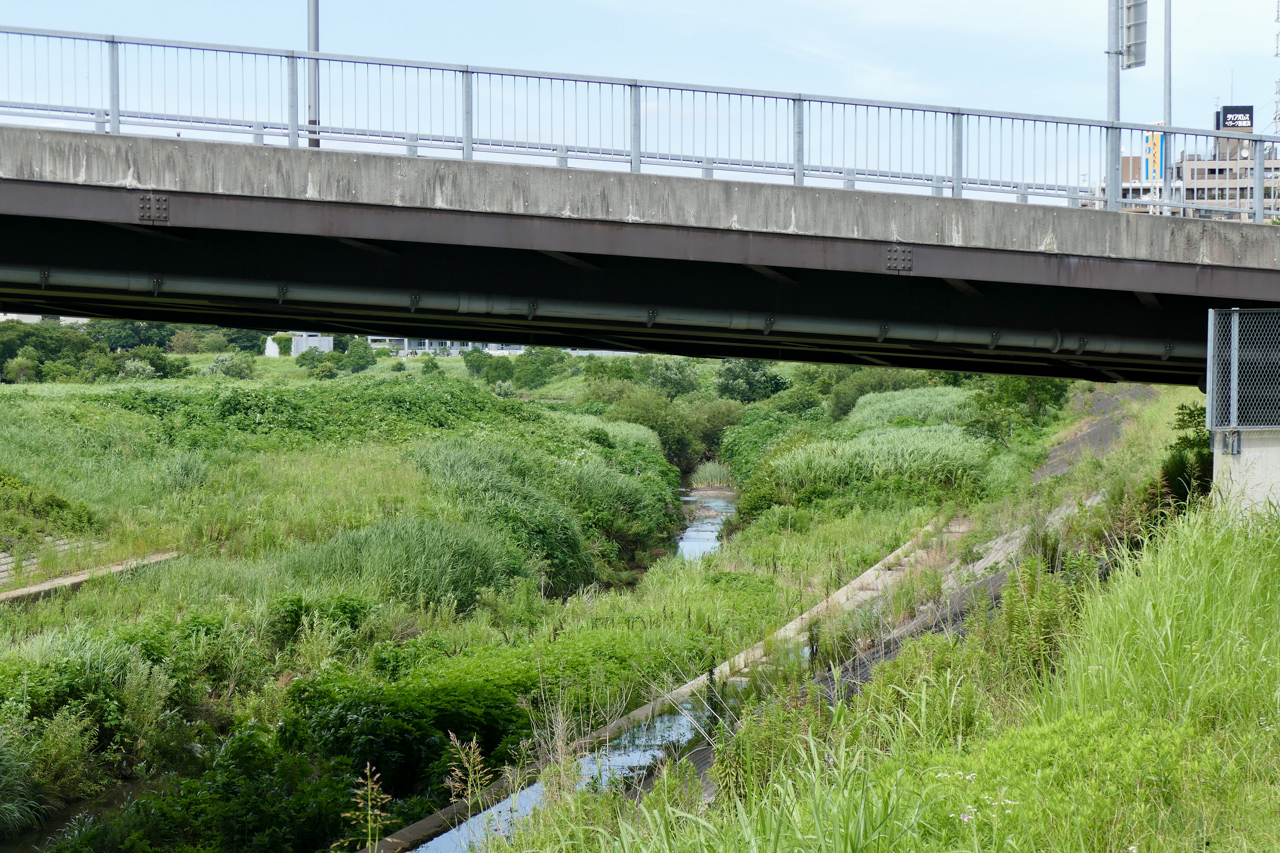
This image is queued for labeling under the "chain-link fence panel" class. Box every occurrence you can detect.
[1207,308,1280,429]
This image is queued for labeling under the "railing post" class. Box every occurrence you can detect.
[951,111,964,198]
[406,132,419,157]
[252,121,264,146]
[107,38,120,135]
[793,98,804,186]
[702,156,713,179]
[843,168,855,190]
[556,143,568,168]
[1106,125,1121,211]
[630,84,641,173]
[287,55,299,148]
[93,109,106,135]
[462,70,474,161]
[1016,182,1028,204]
[1254,143,1267,224]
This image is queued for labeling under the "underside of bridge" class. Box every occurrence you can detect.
[0,202,1242,386]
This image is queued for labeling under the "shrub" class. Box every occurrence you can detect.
[461,347,493,376]
[482,358,515,384]
[714,358,789,403]
[2,356,40,383]
[419,355,441,374]
[647,356,700,399]
[390,360,406,373]
[415,438,595,593]
[118,358,156,380]
[295,347,323,369]
[345,338,377,373]
[827,368,931,420]
[203,352,256,379]
[512,347,566,389]
[311,362,339,380]
[607,390,705,471]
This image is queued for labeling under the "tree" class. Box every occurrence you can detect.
[647,356,699,399]
[2,356,39,383]
[201,332,230,353]
[461,347,493,377]
[86,319,175,351]
[345,338,377,373]
[167,329,202,354]
[511,347,566,389]
[714,359,790,403]
[202,352,256,379]
[607,388,705,471]
[481,357,515,384]
[295,347,324,369]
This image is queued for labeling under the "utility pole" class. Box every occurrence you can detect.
[307,0,320,148]
[1163,0,1173,213]
[1107,0,1121,211]
[1163,0,1171,128]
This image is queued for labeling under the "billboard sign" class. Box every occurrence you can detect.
[1220,106,1254,131]
[1142,131,1166,181]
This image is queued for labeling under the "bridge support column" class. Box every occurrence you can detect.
[1214,430,1280,510]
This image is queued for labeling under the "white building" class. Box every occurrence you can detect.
[264,331,335,357]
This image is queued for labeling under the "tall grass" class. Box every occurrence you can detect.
[767,426,989,497]
[841,386,975,431]
[689,460,734,489]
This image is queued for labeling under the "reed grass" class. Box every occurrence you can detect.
[689,460,734,489]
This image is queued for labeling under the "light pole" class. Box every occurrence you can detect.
[307,0,320,148]
[1107,0,1121,211]
[1163,0,1173,213]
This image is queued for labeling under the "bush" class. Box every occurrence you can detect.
[827,368,931,420]
[608,389,705,471]
[345,338,377,374]
[419,355,441,375]
[295,347,323,369]
[203,352,256,379]
[118,358,157,380]
[311,362,339,380]
[512,347,566,389]
[461,347,493,377]
[390,360,406,373]
[648,356,700,399]
[714,359,789,403]
[482,357,515,384]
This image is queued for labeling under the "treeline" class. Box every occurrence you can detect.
[0,319,274,384]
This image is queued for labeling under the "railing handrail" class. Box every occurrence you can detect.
[3,23,1276,144]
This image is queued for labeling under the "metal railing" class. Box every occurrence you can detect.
[4,24,1280,221]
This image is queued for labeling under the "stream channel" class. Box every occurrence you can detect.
[414,488,736,852]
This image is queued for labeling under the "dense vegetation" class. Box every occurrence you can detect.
[1,323,1203,853]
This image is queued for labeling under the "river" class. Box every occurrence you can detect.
[413,487,736,853]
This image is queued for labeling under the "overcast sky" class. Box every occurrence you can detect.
[6,1,1277,131]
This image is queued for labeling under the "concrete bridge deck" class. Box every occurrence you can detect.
[2,125,1278,383]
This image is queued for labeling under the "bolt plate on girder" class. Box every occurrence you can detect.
[885,245,913,271]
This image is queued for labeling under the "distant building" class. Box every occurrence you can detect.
[0,313,42,324]
[264,331,335,357]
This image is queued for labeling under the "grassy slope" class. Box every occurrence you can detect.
[490,382,1262,853]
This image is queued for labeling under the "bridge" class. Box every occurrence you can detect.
[3,25,1280,384]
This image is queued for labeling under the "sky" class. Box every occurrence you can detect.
[4,0,1278,132]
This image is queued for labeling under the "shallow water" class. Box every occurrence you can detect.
[415,490,736,853]
[676,495,734,560]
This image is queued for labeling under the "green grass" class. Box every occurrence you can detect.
[840,386,976,431]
